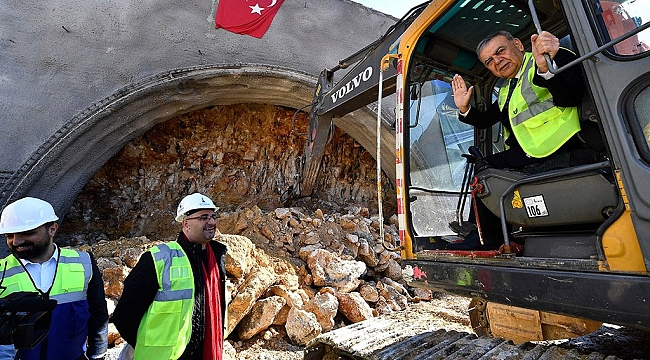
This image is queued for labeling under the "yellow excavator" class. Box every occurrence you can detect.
[292,0,650,357]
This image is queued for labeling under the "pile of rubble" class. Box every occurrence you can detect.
[87,205,433,351]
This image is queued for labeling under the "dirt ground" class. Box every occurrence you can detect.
[105,293,650,360]
[105,294,470,360]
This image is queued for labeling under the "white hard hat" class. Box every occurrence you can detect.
[0,197,59,234]
[175,193,217,222]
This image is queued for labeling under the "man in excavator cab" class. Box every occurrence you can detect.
[448,29,601,250]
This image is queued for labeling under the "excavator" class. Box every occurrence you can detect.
[292,0,650,358]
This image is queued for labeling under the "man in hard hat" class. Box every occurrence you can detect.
[0,197,109,360]
[113,192,227,360]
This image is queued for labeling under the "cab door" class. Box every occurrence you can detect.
[563,0,650,269]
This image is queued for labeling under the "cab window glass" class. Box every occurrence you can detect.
[633,85,650,156]
[407,78,473,236]
[597,0,650,56]
[408,79,474,191]
[491,85,506,154]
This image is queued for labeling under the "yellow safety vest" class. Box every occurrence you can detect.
[0,248,91,302]
[498,52,581,158]
[0,249,93,360]
[134,242,194,360]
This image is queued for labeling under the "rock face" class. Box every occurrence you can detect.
[102,267,127,299]
[59,104,395,243]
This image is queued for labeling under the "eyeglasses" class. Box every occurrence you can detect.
[185,213,217,221]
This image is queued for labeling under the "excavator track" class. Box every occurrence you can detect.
[304,316,621,360]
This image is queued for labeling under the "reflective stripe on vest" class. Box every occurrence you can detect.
[0,248,90,302]
[498,52,581,158]
[134,242,194,360]
[152,245,193,302]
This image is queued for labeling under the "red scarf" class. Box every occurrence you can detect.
[202,244,223,359]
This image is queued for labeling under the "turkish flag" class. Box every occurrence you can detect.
[215,0,285,38]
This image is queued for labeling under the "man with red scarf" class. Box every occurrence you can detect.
[113,193,227,359]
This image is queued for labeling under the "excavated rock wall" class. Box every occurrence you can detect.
[59,104,396,241]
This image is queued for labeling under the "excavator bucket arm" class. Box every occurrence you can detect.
[282,4,428,202]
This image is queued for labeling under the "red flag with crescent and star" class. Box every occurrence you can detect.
[215,0,285,38]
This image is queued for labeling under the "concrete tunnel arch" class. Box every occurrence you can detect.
[4,64,397,217]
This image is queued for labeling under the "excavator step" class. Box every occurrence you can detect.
[304,317,618,360]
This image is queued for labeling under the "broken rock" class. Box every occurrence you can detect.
[237,296,286,340]
[217,234,255,279]
[304,291,339,332]
[226,267,276,336]
[285,307,322,345]
[306,248,366,292]
[335,291,374,323]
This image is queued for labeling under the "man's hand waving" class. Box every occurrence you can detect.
[452,74,473,114]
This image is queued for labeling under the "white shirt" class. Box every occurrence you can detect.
[19,245,59,292]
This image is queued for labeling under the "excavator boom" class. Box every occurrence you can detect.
[285,4,428,200]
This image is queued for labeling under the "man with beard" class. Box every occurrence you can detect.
[113,193,227,360]
[0,197,108,360]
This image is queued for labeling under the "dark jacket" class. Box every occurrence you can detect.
[112,233,228,360]
[86,252,110,359]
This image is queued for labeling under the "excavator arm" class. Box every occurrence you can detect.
[283,4,428,202]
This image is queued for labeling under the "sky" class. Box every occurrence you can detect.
[352,0,428,19]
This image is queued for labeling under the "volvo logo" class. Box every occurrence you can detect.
[330,66,373,103]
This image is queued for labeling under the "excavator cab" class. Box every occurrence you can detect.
[397,0,650,341]
[403,0,643,250]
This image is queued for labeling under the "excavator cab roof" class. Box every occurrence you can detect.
[409,0,567,81]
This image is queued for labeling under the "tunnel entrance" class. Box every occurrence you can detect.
[1,65,396,226]
[57,103,396,244]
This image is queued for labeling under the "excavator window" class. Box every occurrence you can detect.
[408,78,473,192]
[631,84,650,163]
[594,0,650,56]
[406,73,475,237]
